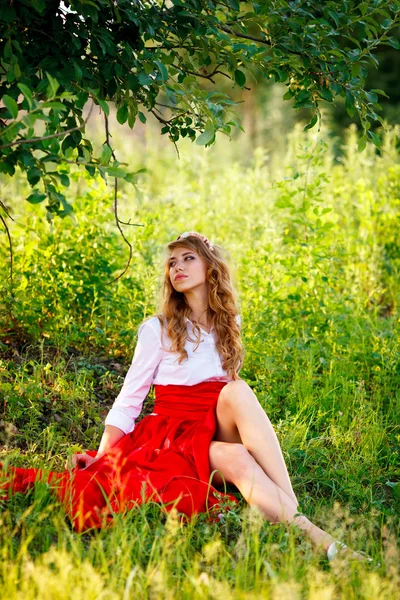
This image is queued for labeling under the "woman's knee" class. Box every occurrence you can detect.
[217,380,253,408]
[210,441,255,483]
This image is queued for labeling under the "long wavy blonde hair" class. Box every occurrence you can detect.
[150,236,244,380]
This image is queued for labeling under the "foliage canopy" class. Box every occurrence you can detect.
[1,0,400,217]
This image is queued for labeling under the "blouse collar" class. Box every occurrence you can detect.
[185,317,214,335]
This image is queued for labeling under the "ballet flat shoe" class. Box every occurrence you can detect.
[327,540,378,565]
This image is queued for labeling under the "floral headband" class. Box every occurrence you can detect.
[176,231,215,251]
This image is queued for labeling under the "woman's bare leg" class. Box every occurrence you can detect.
[214,381,298,505]
[209,441,334,551]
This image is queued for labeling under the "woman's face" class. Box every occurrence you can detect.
[168,246,208,293]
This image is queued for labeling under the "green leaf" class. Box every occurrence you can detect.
[27,190,46,204]
[31,0,46,14]
[348,49,361,62]
[273,68,287,83]
[365,91,378,104]
[304,113,318,131]
[351,63,361,77]
[99,144,113,165]
[154,59,169,84]
[85,165,96,176]
[46,73,60,98]
[386,481,400,499]
[196,121,215,146]
[367,130,381,148]
[97,98,109,116]
[358,135,367,152]
[128,112,136,128]
[386,37,400,49]
[58,173,70,187]
[22,112,37,128]
[234,69,246,87]
[371,88,390,99]
[4,40,12,58]
[116,104,129,125]
[124,172,138,184]
[44,101,68,112]
[275,198,294,209]
[3,95,18,119]
[62,135,77,153]
[345,90,356,118]
[27,167,42,186]
[138,111,147,124]
[73,61,83,81]
[0,5,16,23]
[0,160,15,175]
[17,83,33,109]
[13,63,21,79]
[58,195,73,217]
[104,166,127,178]
[138,72,154,86]
[319,88,333,102]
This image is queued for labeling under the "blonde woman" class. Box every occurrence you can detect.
[2,232,370,562]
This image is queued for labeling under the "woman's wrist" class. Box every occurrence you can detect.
[96,424,126,457]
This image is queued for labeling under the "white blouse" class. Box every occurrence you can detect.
[104,315,241,434]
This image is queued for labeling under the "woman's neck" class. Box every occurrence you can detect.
[184,289,209,324]
[189,307,208,322]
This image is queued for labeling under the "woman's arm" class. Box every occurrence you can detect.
[96,424,125,456]
[71,424,125,468]
[72,319,163,469]
[104,320,163,433]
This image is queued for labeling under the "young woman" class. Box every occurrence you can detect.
[1,232,369,562]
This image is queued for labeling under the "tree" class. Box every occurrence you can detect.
[1,0,399,222]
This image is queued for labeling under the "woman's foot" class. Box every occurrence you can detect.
[327,540,376,564]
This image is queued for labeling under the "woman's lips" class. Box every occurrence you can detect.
[175,275,188,281]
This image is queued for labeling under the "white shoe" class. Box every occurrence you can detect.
[327,540,376,565]
[327,540,348,561]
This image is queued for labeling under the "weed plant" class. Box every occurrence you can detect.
[0,124,399,598]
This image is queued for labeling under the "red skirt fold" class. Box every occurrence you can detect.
[0,381,238,532]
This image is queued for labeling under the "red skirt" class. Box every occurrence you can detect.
[0,381,238,532]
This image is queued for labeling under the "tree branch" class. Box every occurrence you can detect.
[218,23,305,59]
[173,61,251,90]
[218,23,272,46]
[0,101,94,150]
[0,125,82,150]
[0,210,13,285]
[0,199,15,222]
[150,108,189,125]
[103,113,134,285]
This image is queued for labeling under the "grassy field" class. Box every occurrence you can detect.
[0,123,399,598]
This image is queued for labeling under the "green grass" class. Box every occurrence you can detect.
[0,123,399,598]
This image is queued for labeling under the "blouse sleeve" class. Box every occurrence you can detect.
[104,320,163,435]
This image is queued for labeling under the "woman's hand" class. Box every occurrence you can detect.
[70,452,101,470]
[67,425,125,470]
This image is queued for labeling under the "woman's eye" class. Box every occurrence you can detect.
[169,256,194,268]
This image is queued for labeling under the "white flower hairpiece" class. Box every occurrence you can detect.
[176,231,215,251]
